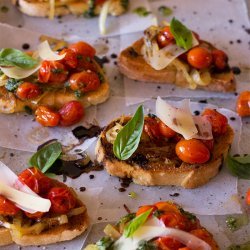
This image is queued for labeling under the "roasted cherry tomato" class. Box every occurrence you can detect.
[59,48,78,69]
[160,212,187,230]
[58,101,84,126]
[38,61,68,83]
[175,139,210,164]
[16,82,41,100]
[158,121,176,138]
[154,201,180,214]
[246,188,250,205]
[143,117,161,139]
[69,41,96,58]
[201,139,214,152]
[69,71,100,93]
[157,26,175,48]
[18,167,52,194]
[25,211,44,219]
[95,0,106,5]
[190,228,218,249]
[76,56,98,72]
[47,187,76,214]
[212,49,228,70]
[0,195,19,216]
[35,106,60,127]
[202,109,228,135]
[187,47,212,69]
[156,236,184,250]
[236,91,250,117]
[136,205,157,217]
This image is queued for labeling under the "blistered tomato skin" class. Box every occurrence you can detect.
[47,187,76,214]
[18,167,52,194]
[35,106,60,127]
[175,139,210,164]
[136,205,157,217]
[25,211,44,219]
[202,109,228,135]
[236,91,250,117]
[143,117,161,139]
[38,61,68,84]
[187,47,213,69]
[69,71,100,93]
[58,101,84,126]
[158,121,176,138]
[157,26,175,48]
[0,195,20,216]
[59,48,78,69]
[69,41,96,58]
[156,237,184,250]
[246,188,250,205]
[16,82,41,100]
[212,49,228,70]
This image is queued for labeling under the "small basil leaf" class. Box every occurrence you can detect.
[113,105,144,160]
[158,6,172,17]
[170,17,193,50]
[133,7,151,17]
[0,48,38,69]
[29,142,62,173]
[124,208,152,238]
[227,154,250,179]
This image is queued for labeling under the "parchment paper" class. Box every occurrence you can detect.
[0,0,155,38]
[120,0,250,105]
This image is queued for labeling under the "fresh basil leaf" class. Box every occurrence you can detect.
[96,236,114,250]
[5,78,22,92]
[227,154,250,179]
[0,48,38,69]
[133,7,151,17]
[124,208,152,238]
[113,105,144,160]
[158,6,172,17]
[170,17,193,50]
[29,142,62,173]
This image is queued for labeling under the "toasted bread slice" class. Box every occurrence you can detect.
[96,117,234,189]
[12,0,127,17]
[0,201,88,246]
[118,39,236,93]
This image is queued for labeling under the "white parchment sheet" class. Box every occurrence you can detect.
[0,0,155,38]
[120,0,250,105]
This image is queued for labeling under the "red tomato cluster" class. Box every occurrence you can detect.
[156,26,228,71]
[35,101,84,127]
[134,201,217,250]
[15,41,100,127]
[143,117,176,140]
[0,168,77,218]
[236,91,250,117]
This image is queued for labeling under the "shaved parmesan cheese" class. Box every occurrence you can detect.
[192,116,213,140]
[38,40,65,61]
[114,217,211,250]
[142,29,199,71]
[0,63,41,80]
[0,182,51,213]
[99,0,112,35]
[156,97,198,139]
[49,0,55,20]
[0,161,51,213]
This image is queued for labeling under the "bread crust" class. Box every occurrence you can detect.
[0,202,89,246]
[118,39,236,93]
[96,117,234,188]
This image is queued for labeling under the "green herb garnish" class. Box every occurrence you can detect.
[158,6,172,17]
[124,209,152,238]
[117,213,136,227]
[5,78,22,92]
[226,214,249,232]
[136,240,157,250]
[96,236,114,250]
[170,17,193,50]
[74,90,82,99]
[24,106,33,115]
[133,7,151,17]
[179,207,197,223]
[0,48,38,69]
[113,105,144,160]
[98,72,105,83]
[227,154,250,179]
[29,141,62,173]
[128,191,137,199]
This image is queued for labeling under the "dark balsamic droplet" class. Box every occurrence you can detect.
[79,187,86,192]
[89,174,95,179]
[22,43,30,50]
[72,125,102,140]
[169,193,180,197]
[199,99,208,104]
[110,53,117,59]
[231,66,241,75]
[230,117,236,121]
[194,110,200,116]
[119,188,126,192]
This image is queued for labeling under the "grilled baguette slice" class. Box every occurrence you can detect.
[0,200,88,246]
[118,38,236,93]
[96,117,234,189]
[12,0,127,17]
